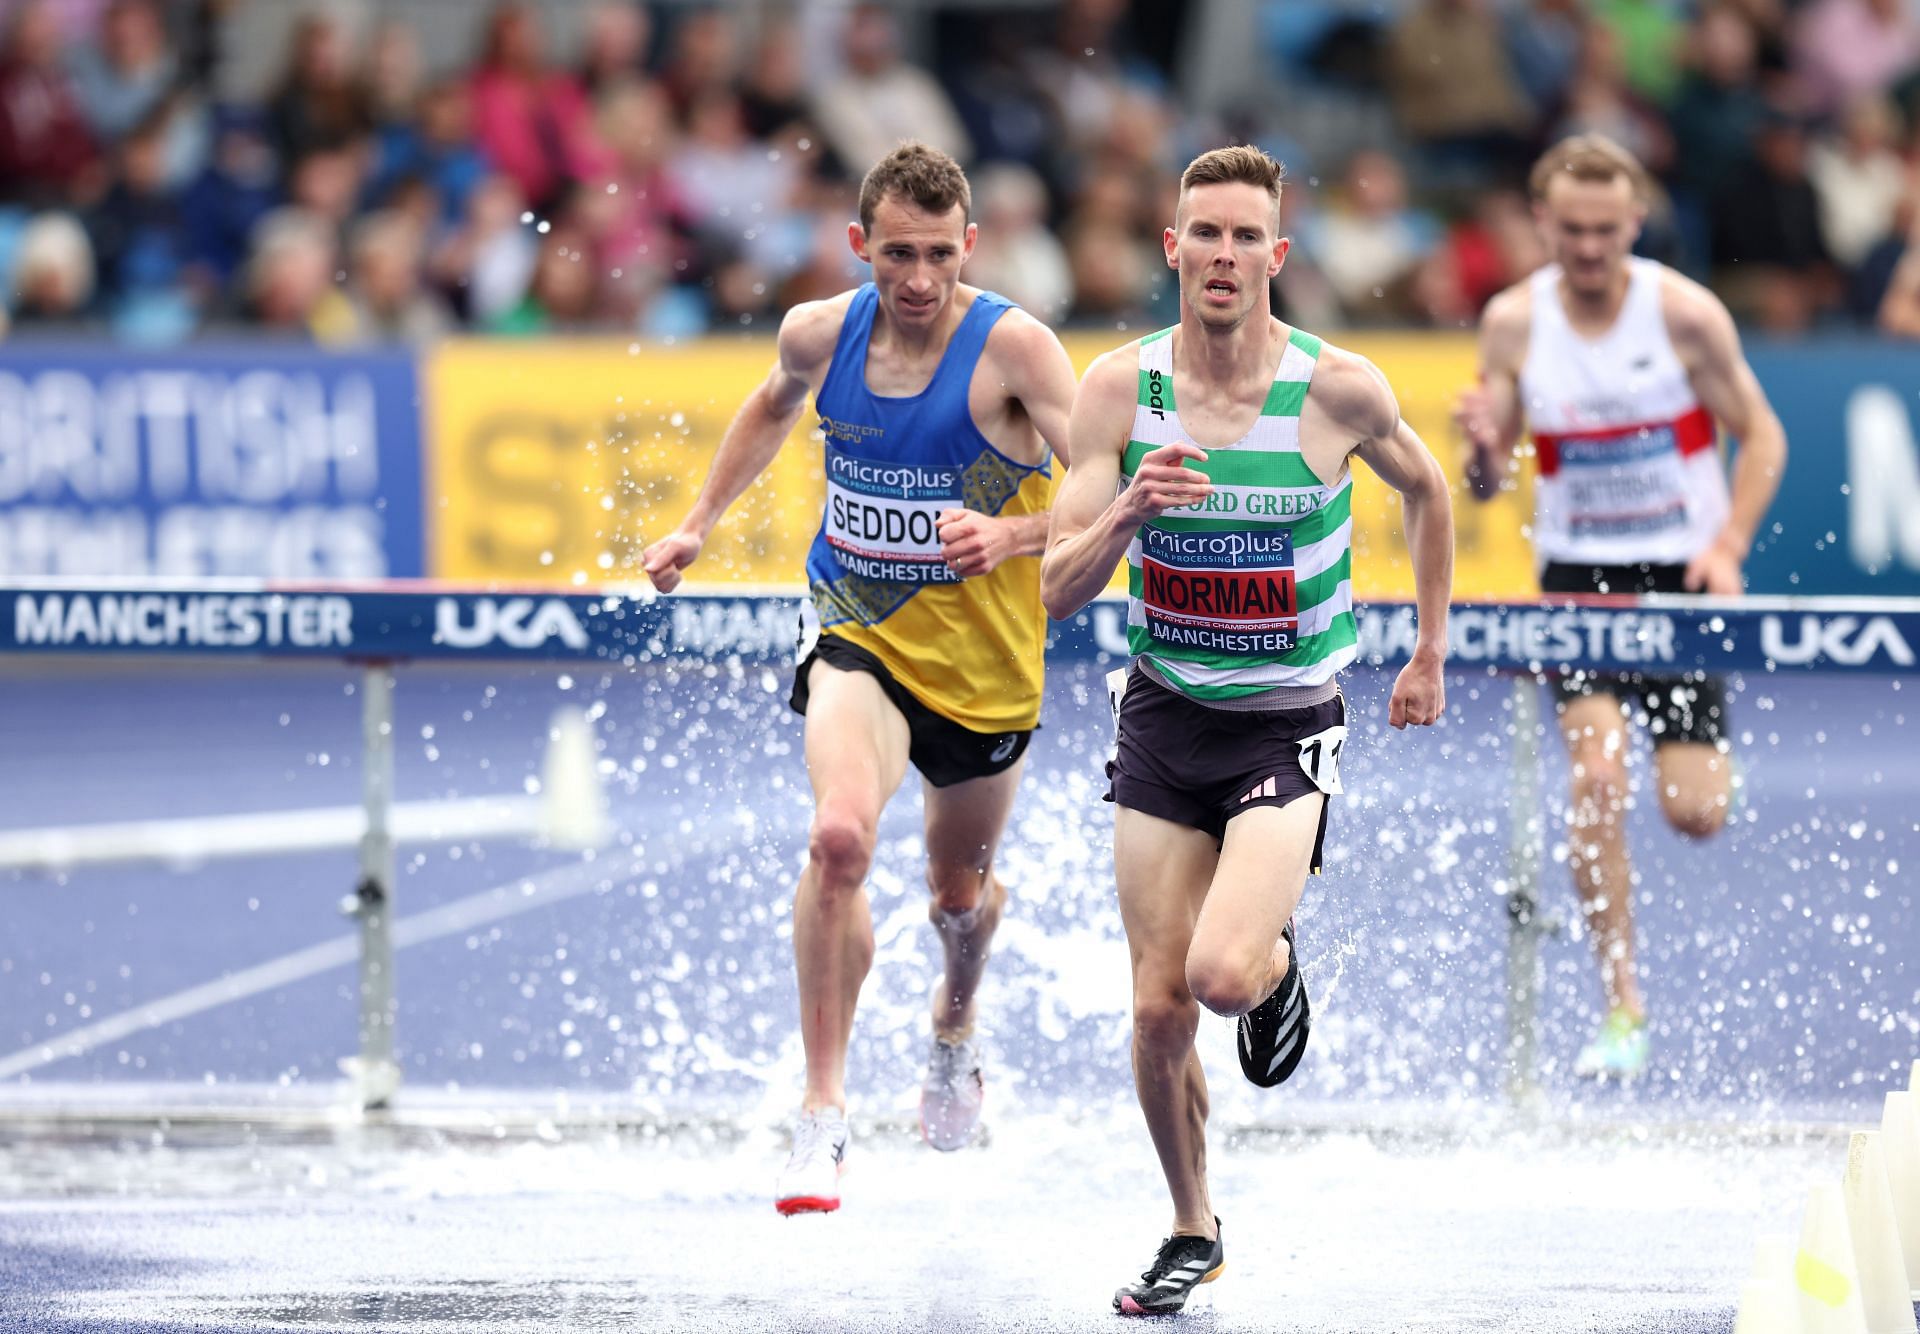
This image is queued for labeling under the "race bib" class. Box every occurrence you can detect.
[1137,526,1299,657]
[1558,429,1690,541]
[1296,723,1347,796]
[823,447,963,585]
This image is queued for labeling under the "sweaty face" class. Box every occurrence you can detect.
[1166,181,1287,331]
[853,197,975,329]
[1538,176,1643,300]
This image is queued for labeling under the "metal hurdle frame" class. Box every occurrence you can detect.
[1,582,1917,1113]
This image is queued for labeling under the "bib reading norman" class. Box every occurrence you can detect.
[1122,326,1357,701]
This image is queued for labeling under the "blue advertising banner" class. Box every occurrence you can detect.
[2,584,1916,676]
[0,346,423,579]
[1745,341,1920,597]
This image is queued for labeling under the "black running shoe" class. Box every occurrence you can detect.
[1113,1220,1225,1316]
[1238,918,1310,1088]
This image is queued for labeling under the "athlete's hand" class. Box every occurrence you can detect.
[1453,384,1502,454]
[641,529,703,593]
[1683,540,1743,596]
[936,509,1017,578]
[1388,651,1445,730]
[1121,442,1211,523]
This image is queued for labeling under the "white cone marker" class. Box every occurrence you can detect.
[1798,1180,1871,1334]
[1735,1231,1805,1334]
[1843,1132,1916,1334]
[1883,1091,1920,1299]
[541,706,611,851]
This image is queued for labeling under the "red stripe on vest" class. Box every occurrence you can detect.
[1533,404,1716,477]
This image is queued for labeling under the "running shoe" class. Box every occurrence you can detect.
[1238,918,1310,1088]
[1574,1008,1648,1079]
[919,1035,985,1151]
[1112,1220,1225,1316]
[774,1107,848,1215]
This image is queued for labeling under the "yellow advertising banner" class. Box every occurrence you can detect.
[425,332,1538,599]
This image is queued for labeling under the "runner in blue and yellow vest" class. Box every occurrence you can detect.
[642,143,1076,1214]
[1043,145,1455,1317]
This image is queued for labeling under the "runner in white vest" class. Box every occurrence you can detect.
[1456,134,1788,1079]
[1044,145,1455,1317]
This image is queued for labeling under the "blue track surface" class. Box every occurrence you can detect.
[2,658,1913,1118]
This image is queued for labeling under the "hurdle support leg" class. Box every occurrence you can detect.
[1503,674,1553,1110]
[345,663,401,1112]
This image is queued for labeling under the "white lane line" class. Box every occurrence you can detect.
[0,847,644,1080]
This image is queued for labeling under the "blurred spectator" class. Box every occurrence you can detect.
[84,106,193,339]
[1713,106,1836,331]
[179,105,277,286]
[1506,0,1585,118]
[964,162,1073,323]
[579,2,652,97]
[365,20,423,136]
[240,206,353,341]
[1668,7,1771,206]
[1877,207,1920,335]
[266,14,367,164]
[1306,149,1442,322]
[7,211,97,333]
[1552,24,1674,177]
[68,0,173,143]
[590,78,685,318]
[368,78,489,226]
[811,5,972,171]
[1413,188,1545,325]
[0,0,102,207]
[343,210,450,342]
[1591,0,1686,105]
[739,17,814,145]
[429,173,537,325]
[658,9,740,118]
[1062,170,1159,325]
[287,138,368,236]
[1808,97,1909,271]
[491,224,600,332]
[1792,0,1920,120]
[1385,0,1532,175]
[468,3,608,216]
[669,89,800,275]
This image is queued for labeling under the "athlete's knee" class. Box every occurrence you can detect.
[808,808,876,891]
[1183,949,1266,1019]
[925,860,989,918]
[1659,786,1727,839]
[1567,751,1628,819]
[1131,985,1198,1054]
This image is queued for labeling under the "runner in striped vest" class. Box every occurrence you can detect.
[1041,144,1455,1317]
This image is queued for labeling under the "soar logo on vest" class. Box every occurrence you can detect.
[434,597,589,651]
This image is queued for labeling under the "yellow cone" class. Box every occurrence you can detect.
[1844,1132,1916,1334]
[1884,1092,1920,1299]
[1735,1232,1805,1334]
[1799,1180,1871,1334]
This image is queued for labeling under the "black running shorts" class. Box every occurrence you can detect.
[1104,664,1342,871]
[1540,561,1729,749]
[790,633,1033,789]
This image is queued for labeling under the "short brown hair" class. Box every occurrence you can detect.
[1529,133,1648,202]
[1179,144,1286,217]
[858,142,971,232]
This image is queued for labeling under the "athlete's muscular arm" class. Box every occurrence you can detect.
[641,299,842,593]
[1666,280,1788,595]
[1457,285,1530,502]
[1325,351,1453,729]
[937,311,1078,577]
[1040,348,1210,620]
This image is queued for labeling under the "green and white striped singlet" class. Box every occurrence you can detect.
[1121,325,1357,701]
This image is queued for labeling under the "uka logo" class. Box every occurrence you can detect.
[1761,614,1915,667]
[435,597,589,651]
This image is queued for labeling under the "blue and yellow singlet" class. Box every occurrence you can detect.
[805,284,1051,733]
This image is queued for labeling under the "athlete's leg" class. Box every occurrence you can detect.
[920,758,1023,1039]
[1560,691,1643,1020]
[795,661,912,1113]
[1184,797,1323,1018]
[1653,741,1732,840]
[1115,805,1221,1240]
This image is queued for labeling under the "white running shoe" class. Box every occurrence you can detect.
[919,1035,984,1151]
[775,1107,848,1216]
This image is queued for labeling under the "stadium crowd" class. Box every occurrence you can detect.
[1,0,1918,344]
